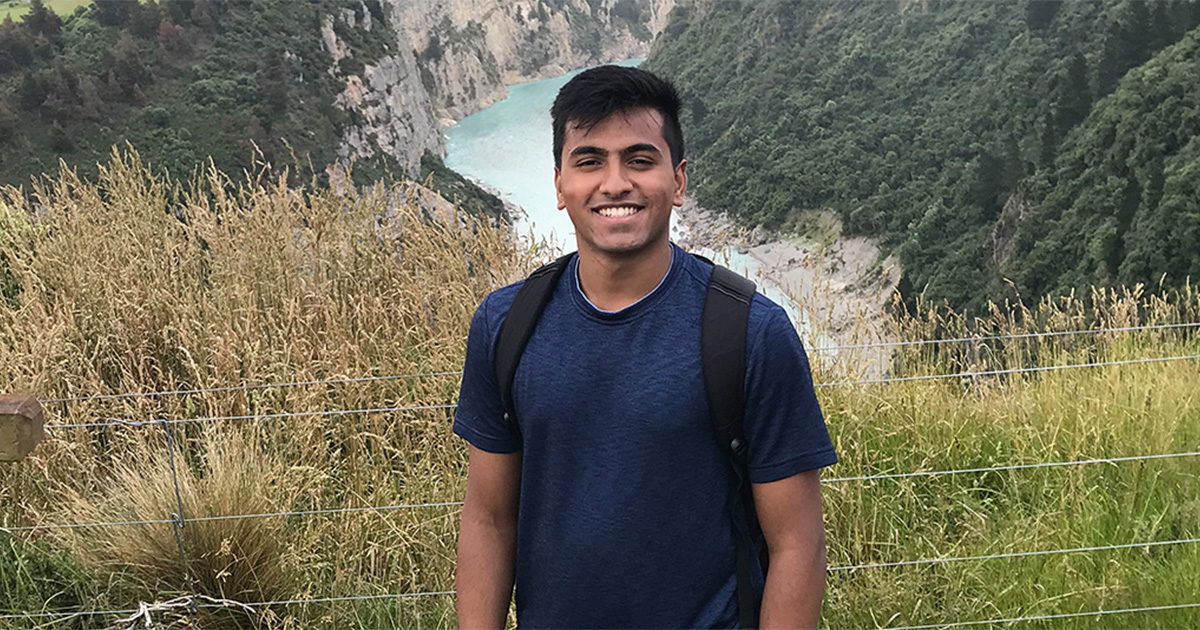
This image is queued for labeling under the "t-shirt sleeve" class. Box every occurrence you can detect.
[453,293,523,453]
[743,300,837,483]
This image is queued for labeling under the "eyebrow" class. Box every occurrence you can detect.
[569,143,663,159]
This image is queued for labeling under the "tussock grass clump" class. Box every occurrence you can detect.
[53,429,293,629]
[0,148,1198,628]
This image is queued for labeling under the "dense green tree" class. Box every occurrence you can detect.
[0,97,17,144]
[647,0,1200,309]
[131,0,164,38]
[1055,52,1090,132]
[163,0,195,25]
[22,0,61,39]
[1022,0,1060,31]
[189,0,220,29]
[0,16,34,73]
[16,71,46,110]
[110,30,150,98]
[156,18,188,56]
[257,51,290,115]
[93,0,136,27]
[1026,0,1060,32]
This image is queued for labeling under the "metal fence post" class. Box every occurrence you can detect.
[158,419,200,618]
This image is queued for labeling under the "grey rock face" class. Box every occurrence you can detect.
[326,0,676,175]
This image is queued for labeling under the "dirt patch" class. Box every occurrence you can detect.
[675,197,902,376]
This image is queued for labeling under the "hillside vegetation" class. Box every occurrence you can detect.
[1,154,1199,628]
[0,0,505,219]
[646,0,1200,311]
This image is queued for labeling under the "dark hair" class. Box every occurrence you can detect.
[551,65,685,168]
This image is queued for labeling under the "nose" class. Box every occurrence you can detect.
[599,162,633,198]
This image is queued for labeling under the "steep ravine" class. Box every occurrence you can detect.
[323,0,675,174]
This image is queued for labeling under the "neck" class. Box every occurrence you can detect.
[576,243,673,312]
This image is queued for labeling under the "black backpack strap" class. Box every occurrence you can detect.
[699,258,764,629]
[494,253,573,431]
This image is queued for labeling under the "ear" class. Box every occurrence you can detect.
[672,159,688,207]
[554,166,566,210]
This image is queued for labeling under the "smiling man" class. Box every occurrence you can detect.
[454,65,836,629]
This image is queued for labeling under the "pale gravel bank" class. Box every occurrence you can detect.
[674,197,902,376]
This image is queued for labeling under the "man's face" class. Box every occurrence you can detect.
[555,107,686,260]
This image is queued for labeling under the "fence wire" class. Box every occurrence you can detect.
[29,321,1200,406]
[5,594,1200,627]
[6,447,1198,534]
[829,536,1200,572]
[42,371,465,404]
[815,320,1200,353]
[38,352,1200,431]
[0,590,456,622]
[0,501,465,534]
[49,403,459,430]
[815,352,1200,387]
[884,601,1200,629]
[822,449,1200,483]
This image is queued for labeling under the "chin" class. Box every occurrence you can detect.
[593,239,664,258]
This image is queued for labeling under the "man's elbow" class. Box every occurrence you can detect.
[461,498,518,534]
[769,533,827,574]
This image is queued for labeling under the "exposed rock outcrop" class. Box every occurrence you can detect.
[322,0,675,175]
[323,8,446,174]
[388,0,677,120]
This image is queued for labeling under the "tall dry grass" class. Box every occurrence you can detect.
[0,149,529,628]
[0,150,1198,629]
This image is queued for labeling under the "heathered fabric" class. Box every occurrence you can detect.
[454,244,836,629]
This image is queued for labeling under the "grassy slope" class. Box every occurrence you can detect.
[1,155,1198,628]
[0,0,88,21]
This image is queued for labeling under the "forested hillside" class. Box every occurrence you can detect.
[0,0,504,218]
[646,0,1200,310]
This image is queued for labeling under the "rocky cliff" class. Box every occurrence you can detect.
[323,0,675,174]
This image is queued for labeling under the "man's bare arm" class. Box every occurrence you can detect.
[457,445,521,629]
[753,468,827,629]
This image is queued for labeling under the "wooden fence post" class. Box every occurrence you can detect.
[0,394,44,462]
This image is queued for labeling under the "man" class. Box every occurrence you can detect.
[454,65,836,629]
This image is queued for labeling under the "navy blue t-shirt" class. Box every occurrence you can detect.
[454,244,836,629]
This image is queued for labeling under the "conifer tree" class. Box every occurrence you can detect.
[22,0,60,39]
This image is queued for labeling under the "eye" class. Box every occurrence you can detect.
[629,157,655,167]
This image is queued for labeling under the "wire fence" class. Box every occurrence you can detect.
[41,371,466,404]
[4,323,1200,627]
[6,449,1199,534]
[883,601,1200,630]
[29,321,1200,407]
[5,593,1200,628]
[34,351,1200,431]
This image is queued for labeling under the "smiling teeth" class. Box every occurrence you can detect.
[597,206,640,217]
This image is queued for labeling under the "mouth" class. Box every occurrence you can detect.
[593,204,644,218]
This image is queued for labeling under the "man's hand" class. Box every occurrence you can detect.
[753,468,827,629]
[457,445,522,629]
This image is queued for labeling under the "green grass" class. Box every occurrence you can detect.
[0,0,89,21]
[0,530,107,630]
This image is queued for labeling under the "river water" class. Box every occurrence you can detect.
[443,59,806,322]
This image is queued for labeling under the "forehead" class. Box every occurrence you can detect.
[564,107,667,149]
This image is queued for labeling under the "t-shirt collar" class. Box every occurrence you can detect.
[572,244,679,319]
